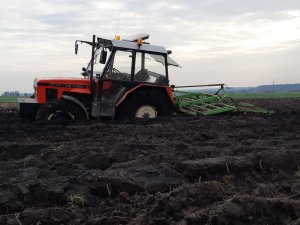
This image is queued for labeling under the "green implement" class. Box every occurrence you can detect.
[173,84,272,116]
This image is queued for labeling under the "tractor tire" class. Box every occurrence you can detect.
[35,99,86,123]
[116,89,173,120]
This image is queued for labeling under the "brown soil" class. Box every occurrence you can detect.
[0,99,299,225]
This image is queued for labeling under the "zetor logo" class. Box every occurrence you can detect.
[48,83,86,89]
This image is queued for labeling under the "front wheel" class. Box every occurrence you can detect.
[35,99,86,122]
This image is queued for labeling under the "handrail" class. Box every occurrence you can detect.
[171,83,225,89]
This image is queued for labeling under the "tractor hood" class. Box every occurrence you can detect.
[33,77,91,104]
[35,77,91,89]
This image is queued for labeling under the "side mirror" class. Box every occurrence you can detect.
[75,42,79,55]
[99,49,107,64]
[81,67,87,76]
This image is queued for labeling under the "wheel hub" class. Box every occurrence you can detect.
[135,105,157,118]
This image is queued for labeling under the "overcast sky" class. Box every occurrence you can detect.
[0,0,300,93]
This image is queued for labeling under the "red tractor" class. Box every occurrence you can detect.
[17,34,181,121]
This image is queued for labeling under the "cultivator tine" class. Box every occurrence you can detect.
[182,103,236,116]
[174,91,237,116]
[174,89,272,116]
[234,102,273,114]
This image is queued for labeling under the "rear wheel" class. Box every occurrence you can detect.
[35,99,86,122]
[135,105,157,118]
[116,89,173,120]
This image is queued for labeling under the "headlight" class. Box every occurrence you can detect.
[33,78,38,89]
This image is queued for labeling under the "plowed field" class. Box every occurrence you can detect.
[0,99,299,225]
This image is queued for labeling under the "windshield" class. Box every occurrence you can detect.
[150,54,181,68]
[86,47,112,76]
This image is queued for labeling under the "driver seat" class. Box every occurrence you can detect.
[135,69,149,82]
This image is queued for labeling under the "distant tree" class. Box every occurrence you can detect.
[3,91,20,97]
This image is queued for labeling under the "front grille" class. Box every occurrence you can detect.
[46,88,58,101]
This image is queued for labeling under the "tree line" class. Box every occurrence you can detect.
[1,91,30,97]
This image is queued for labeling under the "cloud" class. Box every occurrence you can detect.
[0,0,299,92]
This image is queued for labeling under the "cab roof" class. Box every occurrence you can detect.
[93,34,181,67]
[111,39,167,54]
[97,34,167,54]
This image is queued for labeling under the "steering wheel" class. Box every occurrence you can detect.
[112,68,121,74]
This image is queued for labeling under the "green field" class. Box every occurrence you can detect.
[0,96,17,103]
[228,92,300,99]
[1,92,300,103]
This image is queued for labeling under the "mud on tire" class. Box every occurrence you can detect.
[116,88,174,120]
[35,99,86,122]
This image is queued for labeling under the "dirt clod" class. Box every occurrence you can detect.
[0,99,300,224]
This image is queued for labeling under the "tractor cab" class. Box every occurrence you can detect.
[75,34,180,119]
[78,34,180,86]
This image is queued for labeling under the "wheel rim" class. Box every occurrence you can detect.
[48,110,75,121]
[135,105,157,118]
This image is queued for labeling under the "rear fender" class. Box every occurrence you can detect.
[61,95,89,120]
[116,84,173,107]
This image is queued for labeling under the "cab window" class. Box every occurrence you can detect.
[105,50,133,81]
[134,52,168,84]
